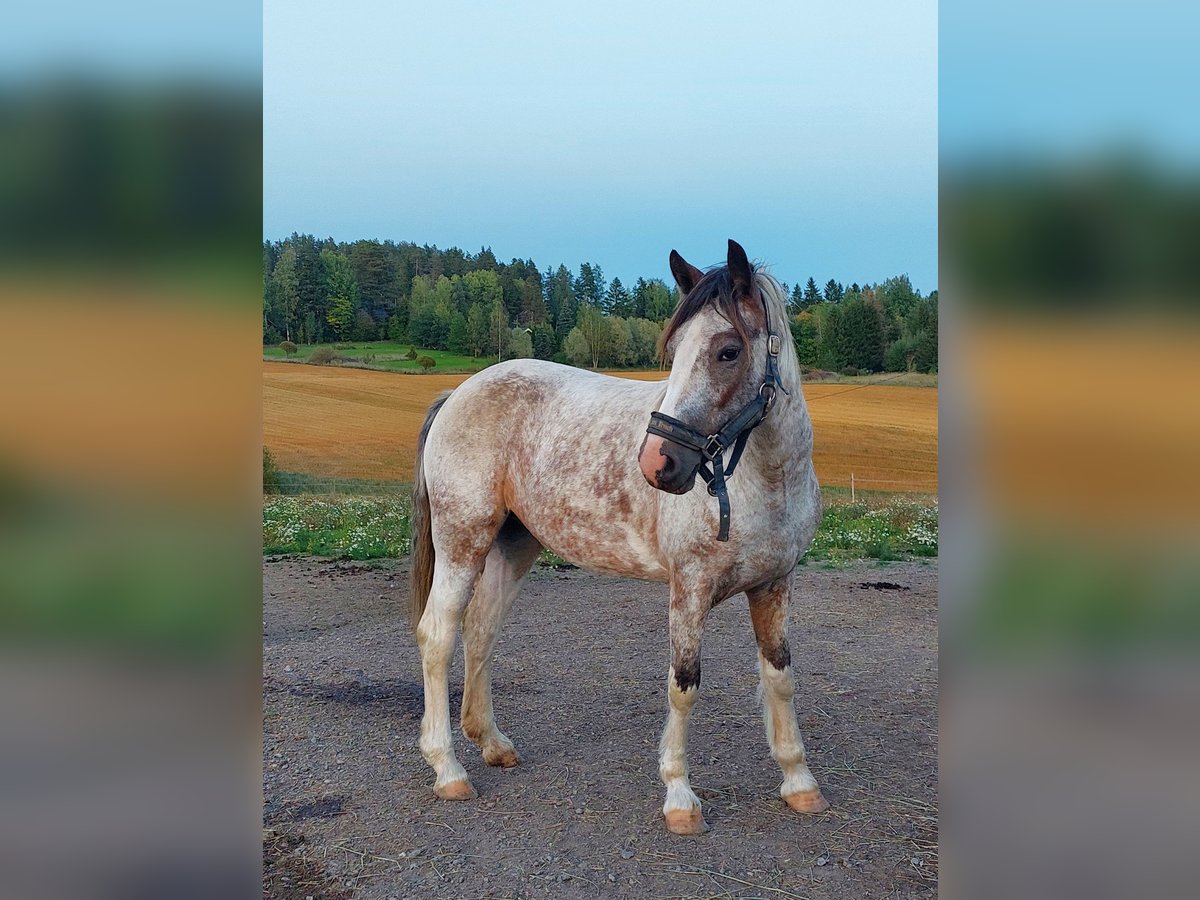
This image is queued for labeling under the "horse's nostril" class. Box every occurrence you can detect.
[658,453,678,479]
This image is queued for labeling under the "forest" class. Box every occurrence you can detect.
[263,235,938,374]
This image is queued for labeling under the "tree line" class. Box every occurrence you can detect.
[263,234,937,373]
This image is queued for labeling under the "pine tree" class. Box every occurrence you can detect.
[604,277,633,316]
[541,266,557,319]
[824,279,844,304]
[347,239,397,322]
[518,275,548,324]
[838,295,884,371]
[548,265,575,335]
[789,283,805,315]
[530,322,558,360]
[289,234,327,341]
[802,277,822,307]
[576,262,606,308]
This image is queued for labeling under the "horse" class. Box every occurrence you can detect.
[410,239,827,835]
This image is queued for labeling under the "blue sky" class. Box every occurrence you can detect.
[265,1,937,292]
[940,0,1200,167]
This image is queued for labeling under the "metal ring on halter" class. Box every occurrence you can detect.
[759,381,777,413]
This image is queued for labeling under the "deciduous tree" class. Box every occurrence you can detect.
[575,303,609,368]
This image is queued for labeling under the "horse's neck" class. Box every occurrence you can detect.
[744,377,812,473]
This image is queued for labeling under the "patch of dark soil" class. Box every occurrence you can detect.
[263,829,351,900]
[266,794,350,825]
[857,581,910,591]
[316,562,385,578]
[265,673,440,715]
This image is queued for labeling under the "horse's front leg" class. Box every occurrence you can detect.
[659,588,710,835]
[747,576,829,815]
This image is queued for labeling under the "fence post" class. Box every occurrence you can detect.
[851,472,855,503]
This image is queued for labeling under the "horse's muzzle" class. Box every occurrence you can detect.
[638,433,702,494]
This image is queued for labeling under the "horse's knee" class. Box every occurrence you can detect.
[669,652,701,699]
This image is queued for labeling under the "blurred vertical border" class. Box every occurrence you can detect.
[0,3,261,898]
[942,1,1200,898]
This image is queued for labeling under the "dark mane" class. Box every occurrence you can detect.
[658,264,758,362]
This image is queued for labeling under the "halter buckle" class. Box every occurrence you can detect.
[767,333,781,356]
[703,435,724,460]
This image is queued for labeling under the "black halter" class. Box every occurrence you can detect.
[646,291,787,541]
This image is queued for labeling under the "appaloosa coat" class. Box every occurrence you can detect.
[410,240,826,835]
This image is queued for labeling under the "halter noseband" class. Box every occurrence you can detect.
[645,288,788,542]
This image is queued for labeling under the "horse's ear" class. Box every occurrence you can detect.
[669,250,704,296]
[727,239,753,294]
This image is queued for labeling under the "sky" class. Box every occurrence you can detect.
[264,1,938,292]
[940,0,1200,167]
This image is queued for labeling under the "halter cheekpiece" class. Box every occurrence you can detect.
[645,288,787,542]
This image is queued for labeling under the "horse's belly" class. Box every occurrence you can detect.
[508,493,668,582]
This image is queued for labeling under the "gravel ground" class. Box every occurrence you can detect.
[264,557,937,899]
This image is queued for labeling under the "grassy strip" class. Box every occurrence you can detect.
[263,492,937,563]
[271,471,411,496]
[265,342,488,372]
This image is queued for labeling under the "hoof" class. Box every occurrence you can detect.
[784,788,829,814]
[433,779,477,801]
[483,745,521,768]
[664,807,710,836]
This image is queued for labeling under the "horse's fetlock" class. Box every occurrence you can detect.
[775,747,806,768]
[461,718,486,744]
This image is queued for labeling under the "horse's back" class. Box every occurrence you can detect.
[428,359,663,443]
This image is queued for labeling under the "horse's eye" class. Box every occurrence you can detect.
[718,346,741,362]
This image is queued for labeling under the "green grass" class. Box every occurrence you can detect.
[263,496,412,559]
[802,496,938,563]
[264,341,490,372]
[263,491,938,563]
[271,471,411,496]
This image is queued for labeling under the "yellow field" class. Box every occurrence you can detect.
[263,361,938,492]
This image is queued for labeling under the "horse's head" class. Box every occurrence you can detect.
[638,239,779,495]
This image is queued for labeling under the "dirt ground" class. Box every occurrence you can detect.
[263,557,937,899]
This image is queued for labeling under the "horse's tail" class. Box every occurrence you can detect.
[411,390,452,631]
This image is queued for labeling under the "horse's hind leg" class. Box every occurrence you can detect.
[461,515,542,768]
[417,535,495,800]
[747,576,829,815]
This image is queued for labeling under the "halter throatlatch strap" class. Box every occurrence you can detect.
[645,294,787,542]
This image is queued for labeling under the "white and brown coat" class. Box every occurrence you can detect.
[410,241,827,834]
